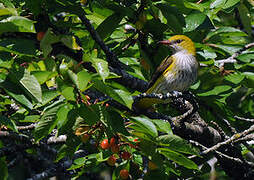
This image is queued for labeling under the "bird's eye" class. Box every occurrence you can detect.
[176,39,183,44]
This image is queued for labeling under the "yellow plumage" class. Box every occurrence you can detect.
[135,35,198,110]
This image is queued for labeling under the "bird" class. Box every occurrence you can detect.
[135,35,199,110]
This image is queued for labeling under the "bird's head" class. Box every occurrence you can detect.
[159,35,196,56]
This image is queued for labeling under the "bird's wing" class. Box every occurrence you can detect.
[147,55,174,91]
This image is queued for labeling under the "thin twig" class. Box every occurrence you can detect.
[214,42,254,67]
[189,140,254,167]
[78,13,148,92]
[234,116,254,123]
[201,125,254,155]
[17,123,36,131]
[47,135,67,144]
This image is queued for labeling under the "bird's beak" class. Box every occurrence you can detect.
[158,40,171,45]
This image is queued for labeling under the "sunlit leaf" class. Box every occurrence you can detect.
[224,73,244,84]
[184,12,206,32]
[158,148,198,170]
[91,58,109,82]
[19,69,42,103]
[34,100,65,141]
[197,85,232,96]
[0,16,35,33]
[157,135,199,155]
[130,116,158,138]
[205,27,247,41]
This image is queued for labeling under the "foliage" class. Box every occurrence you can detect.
[0,0,254,179]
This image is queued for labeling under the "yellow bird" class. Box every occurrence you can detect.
[136,35,199,109]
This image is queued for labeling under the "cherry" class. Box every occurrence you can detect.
[111,145,120,154]
[110,137,116,147]
[100,139,110,149]
[121,151,131,160]
[37,32,45,41]
[107,155,116,166]
[120,169,129,179]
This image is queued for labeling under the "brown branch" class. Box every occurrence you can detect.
[201,125,254,155]
[189,140,254,167]
[214,42,254,67]
[234,116,254,123]
[78,13,148,92]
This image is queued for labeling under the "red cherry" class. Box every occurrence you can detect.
[110,137,116,147]
[120,169,129,179]
[111,145,120,154]
[107,155,116,166]
[37,32,45,41]
[121,151,131,160]
[133,138,139,142]
[100,139,110,149]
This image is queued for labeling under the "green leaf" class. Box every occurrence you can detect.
[0,16,35,33]
[18,69,42,103]
[156,3,184,34]
[151,120,172,135]
[223,0,240,9]
[93,80,133,109]
[77,70,92,91]
[0,158,8,180]
[106,110,129,136]
[96,13,124,40]
[197,49,217,60]
[0,38,36,56]
[0,80,33,109]
[40,29,61,57]
[224,73,244,84]
[197,85,232,96]
[91,58,109,82]
[58,108,78,135]
[210,0,227,9]
[184,12,207,32]
[129,116,158,138]
[69,153,98,170]
[205,27,247,41]
[78,104,100,125]
[0,52,13,68]
[0,7,17,16]
[31,71,57,85]
[61,35,82,50]
[243,72,254,88]
[56,103,74,129]
[183,1,205,12]
[158,148,198,170]
[157,135,199,155]
[237,53,254,63]
[238,3,252,36]
[34,100,64,141]
[212,44,241,55]
[61,86,76,101]
[40,90,60,107]
[0,0,15,8]
[67,70,78,87]
[0,115,17,132]
[20,115,40,122]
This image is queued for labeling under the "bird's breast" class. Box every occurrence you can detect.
[157,52,198,93]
